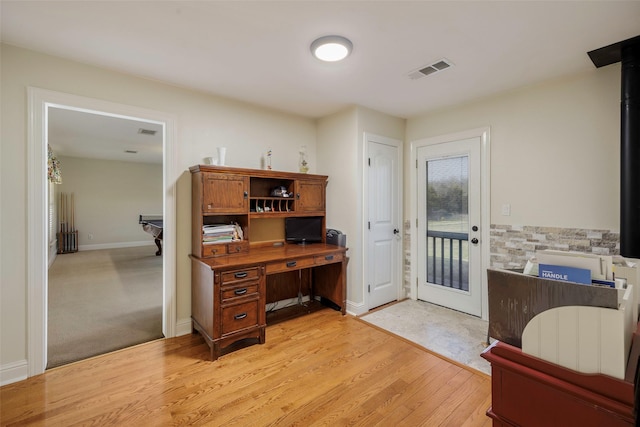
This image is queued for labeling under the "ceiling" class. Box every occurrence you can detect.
[48,108,163,164]
[3,1,640,162]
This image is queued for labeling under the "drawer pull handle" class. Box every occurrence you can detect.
[325,255,334,261]
[234,272,248,279]
[234,288,248,296]
[286,261,297,268]
[234,312,247,320]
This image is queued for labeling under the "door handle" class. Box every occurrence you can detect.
[471,238,479,244]
[393,228,400,235]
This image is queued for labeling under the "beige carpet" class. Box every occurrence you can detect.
[47,246,163,368]
[360,299,491,375]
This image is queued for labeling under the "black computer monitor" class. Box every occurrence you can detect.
[285,216,323,244]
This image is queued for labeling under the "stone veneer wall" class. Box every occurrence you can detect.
[402,221,619,294]
[490,224,619,270]
[403,220,412,296]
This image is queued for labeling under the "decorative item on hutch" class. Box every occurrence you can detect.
[299,145,309,173]
[217,147,226,166]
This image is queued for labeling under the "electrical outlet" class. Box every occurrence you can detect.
[88,233,93,240]
[501,204,511,216]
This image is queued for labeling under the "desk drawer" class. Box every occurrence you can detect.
[202,244,226,258]
[227,241,249,255]
[266,257,315,274]
[221,282,259,302]
[221,267,261,285]
[314,252,344,266]
[201,241,249,258]
[221,299,259,335]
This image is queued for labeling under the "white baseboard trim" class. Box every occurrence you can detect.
[79,241,154,251]
[176,318,193,336]
[1,359,28,386]
[346,300,367,316]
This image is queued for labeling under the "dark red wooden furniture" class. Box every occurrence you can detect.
[481,341,635,427]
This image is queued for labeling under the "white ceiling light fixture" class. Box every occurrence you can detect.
[310,35,353,62]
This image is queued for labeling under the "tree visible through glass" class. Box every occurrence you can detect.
[426,156,469,290]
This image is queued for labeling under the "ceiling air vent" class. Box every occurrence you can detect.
[408,58,453,80]
[138,128,157,136]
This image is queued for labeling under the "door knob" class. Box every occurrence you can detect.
[393,228,400,235]
[471,238,479,244]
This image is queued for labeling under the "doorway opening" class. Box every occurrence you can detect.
[27,88,176,376]
[46,107,165,368]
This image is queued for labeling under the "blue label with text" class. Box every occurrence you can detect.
[538,264,591,285]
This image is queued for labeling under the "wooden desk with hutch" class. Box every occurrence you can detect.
[189,165,347,360]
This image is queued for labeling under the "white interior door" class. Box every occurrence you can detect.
[367,134,402,309]
[416,137,482,316]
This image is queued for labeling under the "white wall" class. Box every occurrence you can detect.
[317,107,359,307]
[317,106,404,314]
[0,43,316,379]
[406,65,621,231]
[57,156,163,249]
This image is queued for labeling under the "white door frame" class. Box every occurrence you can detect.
[410,127,491,320]
[27,87,177,376]
[363,133,403,310]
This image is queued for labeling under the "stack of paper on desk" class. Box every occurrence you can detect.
[202,224,237,243]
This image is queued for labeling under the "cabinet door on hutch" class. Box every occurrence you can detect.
[202,173,249,213]
[296,179,326,213]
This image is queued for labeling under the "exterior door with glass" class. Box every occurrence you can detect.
[416,136,482,316]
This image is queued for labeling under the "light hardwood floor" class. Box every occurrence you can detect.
[1,309,492,426]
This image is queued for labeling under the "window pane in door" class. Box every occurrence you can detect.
[426,156,469,291]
